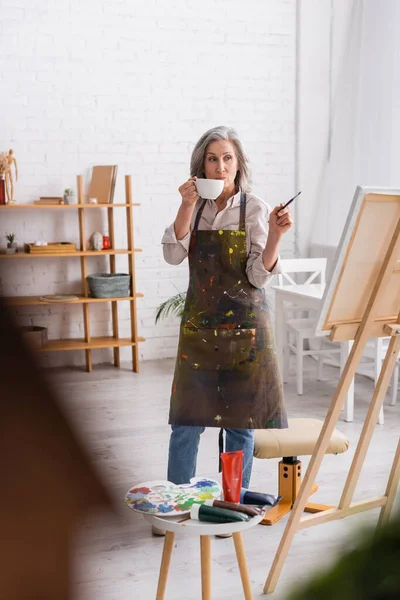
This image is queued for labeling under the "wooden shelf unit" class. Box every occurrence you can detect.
[3,174,144,372]
[37,336,146,352]
[0,203,140,209]
[0,249,141,259]
[5,293,144,306]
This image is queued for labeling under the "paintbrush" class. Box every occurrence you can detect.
[279,190,301,213]
[177,514,191,523]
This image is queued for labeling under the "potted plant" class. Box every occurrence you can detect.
[155,292,186,323]
[64,188,76,204]
[6,232,17,252]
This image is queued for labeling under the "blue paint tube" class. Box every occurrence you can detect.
[239,488,281,507]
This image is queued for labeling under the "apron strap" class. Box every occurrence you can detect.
[193,199,207,232]
[239,192,247,231]
[218,428,224,472]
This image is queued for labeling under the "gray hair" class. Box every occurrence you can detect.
[190,126,252,193]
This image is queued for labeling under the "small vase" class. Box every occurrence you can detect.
[0,176,6,205]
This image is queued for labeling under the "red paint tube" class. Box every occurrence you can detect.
[221,450,243,502]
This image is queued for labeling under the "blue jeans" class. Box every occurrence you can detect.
[167,426,254,489]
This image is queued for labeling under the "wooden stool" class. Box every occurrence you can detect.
[254,418,349,525]
[144,511,265,600]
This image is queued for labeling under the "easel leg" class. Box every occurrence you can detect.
[200,535,212,600]
[233,532,253,600]
[339,334,400,510]
[156,531,175,600]
[264,337,363,593]
[378,438,400,527]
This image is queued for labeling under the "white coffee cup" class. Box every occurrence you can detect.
[195,178,224,200]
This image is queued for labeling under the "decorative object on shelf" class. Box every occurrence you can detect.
[64,188,76,204]
[89,231,103,251]
[102,235,111,249]
[87,273,131,298]
[125,478,222,516]
[5,149,18,204]
[0,248,17,254]
[88,165,118,204]
[34,197,64,205]
[20,325,48,349]
[88,197,98,204]
[39,295,79,302]
[6,233,17,252]
[24,242,76,254]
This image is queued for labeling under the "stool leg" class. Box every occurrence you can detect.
[200,535,212,600]
[156,531,175,600]
[233,532,253,600]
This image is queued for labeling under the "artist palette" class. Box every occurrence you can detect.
[125,477,222,516]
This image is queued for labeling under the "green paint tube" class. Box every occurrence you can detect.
[190,503,250,523]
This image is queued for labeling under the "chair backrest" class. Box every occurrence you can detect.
[277,258,327,287]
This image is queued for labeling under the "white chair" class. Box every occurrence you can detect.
[358,338,400,424]
[278,258,341,396]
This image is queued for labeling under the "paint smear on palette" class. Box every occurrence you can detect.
[125,478,222,516]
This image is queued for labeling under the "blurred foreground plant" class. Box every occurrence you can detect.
[287,510,400,600]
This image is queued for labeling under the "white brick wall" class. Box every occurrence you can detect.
[0,0,296,365]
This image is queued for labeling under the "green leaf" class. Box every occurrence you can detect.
[155,292,186,324]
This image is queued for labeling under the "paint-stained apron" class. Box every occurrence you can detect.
[169,192,287,430]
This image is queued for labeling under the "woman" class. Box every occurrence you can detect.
[162,125,292,491]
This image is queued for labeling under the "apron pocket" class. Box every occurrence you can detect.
[180,327,261,371]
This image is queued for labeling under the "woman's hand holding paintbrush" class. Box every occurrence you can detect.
[268,191,300,237]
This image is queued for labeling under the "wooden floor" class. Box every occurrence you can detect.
[51,357,400,600]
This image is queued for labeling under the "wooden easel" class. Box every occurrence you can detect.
[264,187,400,594]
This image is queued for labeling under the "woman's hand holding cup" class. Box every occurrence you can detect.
[179,177,199,207]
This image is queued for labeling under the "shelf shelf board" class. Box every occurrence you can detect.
[0,203,140,209]
[6,293,144,306]
[0,249,142,258]
[38,336,146,352]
